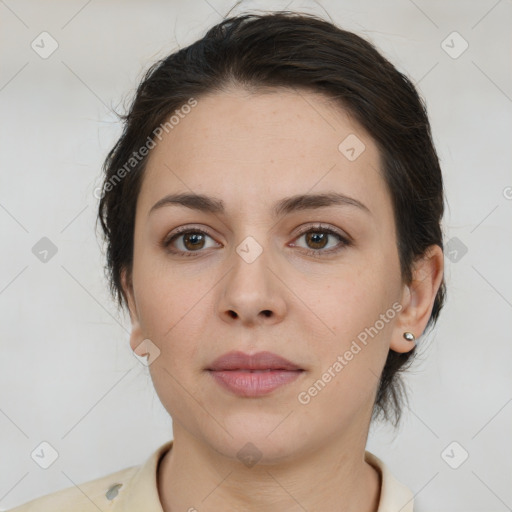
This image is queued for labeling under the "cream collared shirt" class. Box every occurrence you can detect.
[8,441,414,511]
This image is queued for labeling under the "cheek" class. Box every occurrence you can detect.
[298,270,396,417]
[133,264,213,364]
[138,272,210,414]
[301,261,400,405]
[311,260,396,335]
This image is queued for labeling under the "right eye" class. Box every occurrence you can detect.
[162,227,221,257]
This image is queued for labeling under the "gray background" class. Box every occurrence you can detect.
[1,0,511,510]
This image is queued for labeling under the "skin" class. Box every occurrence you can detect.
[121,87,444,512]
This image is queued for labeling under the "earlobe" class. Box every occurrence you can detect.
[390,245,444,354]
[390,330,417,354]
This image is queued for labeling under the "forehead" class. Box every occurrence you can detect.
[137,88,389,220]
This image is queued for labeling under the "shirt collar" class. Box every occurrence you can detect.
[365,451,414,511]
[113,441,414,512]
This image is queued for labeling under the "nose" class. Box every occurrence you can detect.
[217,242,287,327]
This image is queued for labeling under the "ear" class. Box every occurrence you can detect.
[390,245,444,354]
[120,267,146,355]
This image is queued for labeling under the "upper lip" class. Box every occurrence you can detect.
[207,351,303,371]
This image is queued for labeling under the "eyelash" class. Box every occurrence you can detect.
[161,224,352,258]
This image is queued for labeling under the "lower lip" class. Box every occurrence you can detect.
[208,370,303,397]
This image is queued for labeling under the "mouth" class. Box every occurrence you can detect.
[206,351,304,397]
[207,350,303,372]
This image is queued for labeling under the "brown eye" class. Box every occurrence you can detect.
[181,232,206,251]
[304,231,330,250]
[163,228,220,256]
[292,225,351,257]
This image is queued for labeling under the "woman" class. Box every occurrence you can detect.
[10,10,444,512]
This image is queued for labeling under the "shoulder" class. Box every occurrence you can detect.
[7,440,173,512]
[7,465,139,512]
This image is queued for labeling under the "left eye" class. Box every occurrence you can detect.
[291,227,349,254]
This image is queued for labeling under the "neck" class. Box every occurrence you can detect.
[157,427,381,512]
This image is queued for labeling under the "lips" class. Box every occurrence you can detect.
[207,351,304,397]
[207,350,302,371]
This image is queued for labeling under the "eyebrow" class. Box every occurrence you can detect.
[148,192,371,218]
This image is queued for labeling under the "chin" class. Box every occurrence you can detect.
[201,414,309,465]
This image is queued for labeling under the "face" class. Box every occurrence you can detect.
[122,87,416,463]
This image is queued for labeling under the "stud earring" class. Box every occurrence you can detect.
[403,332,415,342]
